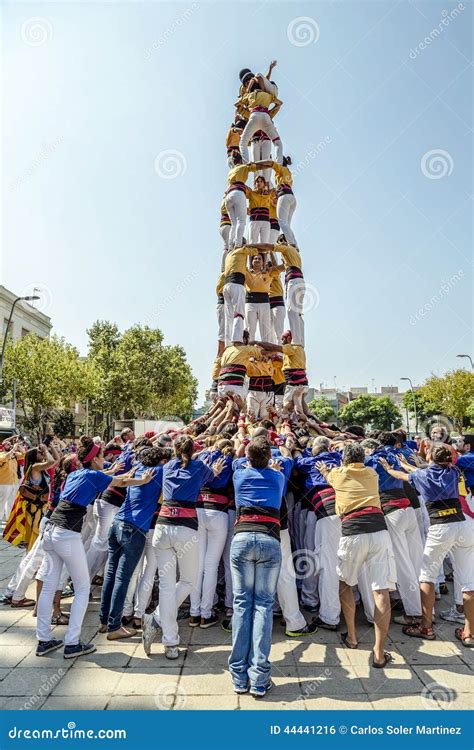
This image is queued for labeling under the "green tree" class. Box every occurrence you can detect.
[339,394,402,430]
[416,369,474,431]
[87,322,198,432]
[401,390,435,423]
[53,410,76,438]
[307,397,336,422]
[2,334,97,441]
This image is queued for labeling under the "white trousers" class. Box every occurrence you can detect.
[81,504,96,551]
[246,391,271,421]
[8,536,43,601]
[314,514,342,626]
[225,190,247,249]
[223,282,245,346]
[217,302,225,343]
[249,138,273,183]
[301,511,318,607]
[152,524,199,646]
[283,384,308,418]
[271,305,286,343]
[37,525,90,645]
[278,528,307,632]
[223,509,236,609]
[277,194,297,246]
[86,499,119,579]
[220,224,231,250]
[248,220,270,245]
[245,301,272,342]
[269,227,280,244]
[0,484,18,520]
[420,520,474,589]
[385,507,423,616]
[286,278,305,346]
[240,112,282,165]
[190,509,228,619]
[134,530,158,619]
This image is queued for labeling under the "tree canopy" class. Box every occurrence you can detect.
[339,394,402,430]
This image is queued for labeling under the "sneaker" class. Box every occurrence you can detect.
[165,646,179,660]
[221,618,232,632]
[250,680,274,698]
[189,616,201,627]
[36,639,64,656]
[200,614,219,629]
[301,603,318,613]
[63,642,96,659]
[286,620,318,637]
[312,616,338,631]
[60,585,74,599]
[142,612,160,656]
[440,606,464,624]
[225,608,233,618]
[233,683,249,694]
[0,593,13,605]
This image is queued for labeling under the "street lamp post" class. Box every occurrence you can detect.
[456,354,473,370]
[401,377,418,436]
[0,295,40,382]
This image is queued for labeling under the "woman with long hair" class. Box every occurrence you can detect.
[141,435,224,659]
[35,436,136,659]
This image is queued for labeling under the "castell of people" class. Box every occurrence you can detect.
[1,6,473,735]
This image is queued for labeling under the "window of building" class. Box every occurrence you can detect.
[21,327,30,338]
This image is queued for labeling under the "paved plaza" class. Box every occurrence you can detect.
[0,536,472,712]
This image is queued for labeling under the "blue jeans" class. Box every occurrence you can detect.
[228,532,282,689]
[99,519,146,631]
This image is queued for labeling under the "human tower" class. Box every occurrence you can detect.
[210,62,313,426]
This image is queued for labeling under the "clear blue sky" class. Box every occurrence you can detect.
[3,0,472,403]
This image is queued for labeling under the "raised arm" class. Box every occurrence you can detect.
[264,60,277,80]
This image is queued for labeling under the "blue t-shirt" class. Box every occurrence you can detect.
[456,452,474,488]
[295,451,342,491]
[61,469,113,507]
[162,458,215,503]
[270,449,294,495]
[232,460,284,511]
[115,463,164,532]
[408,465,459,504]
[116,444,134,474]
[365,448,403,492]
[198,449,233,491]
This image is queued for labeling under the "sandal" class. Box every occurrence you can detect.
[455,628,474,648]
[132,618,142,629]
[11,598,35,608]
[51,612,70,625]
[340,632,358,649]
[372,651,393,668]
[402,623,436,640]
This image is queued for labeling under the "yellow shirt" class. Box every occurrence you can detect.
[227,164,255,187]
[272,358,285,385]
[211,356,222,381]
[248,191,271,211]
[220,345,262,369]
[0,452,19,485]
[270,273,283,297]
[327,463,381,517]
[247,359,273,378]
[224,247,258,277]
[277,244,302,271]
[240,90,276,111]
[282,344,306,371]
[216,273,225,296]
[226,127,241,150]
[273,163,293,187]
[245,268,279,294]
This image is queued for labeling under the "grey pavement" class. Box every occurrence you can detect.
[0,535,472,711]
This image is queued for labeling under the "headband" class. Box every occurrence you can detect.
[82,443,101,465]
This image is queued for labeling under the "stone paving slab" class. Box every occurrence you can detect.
[0,535,472,711]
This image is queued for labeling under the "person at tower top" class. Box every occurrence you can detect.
[238,60,278,98]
